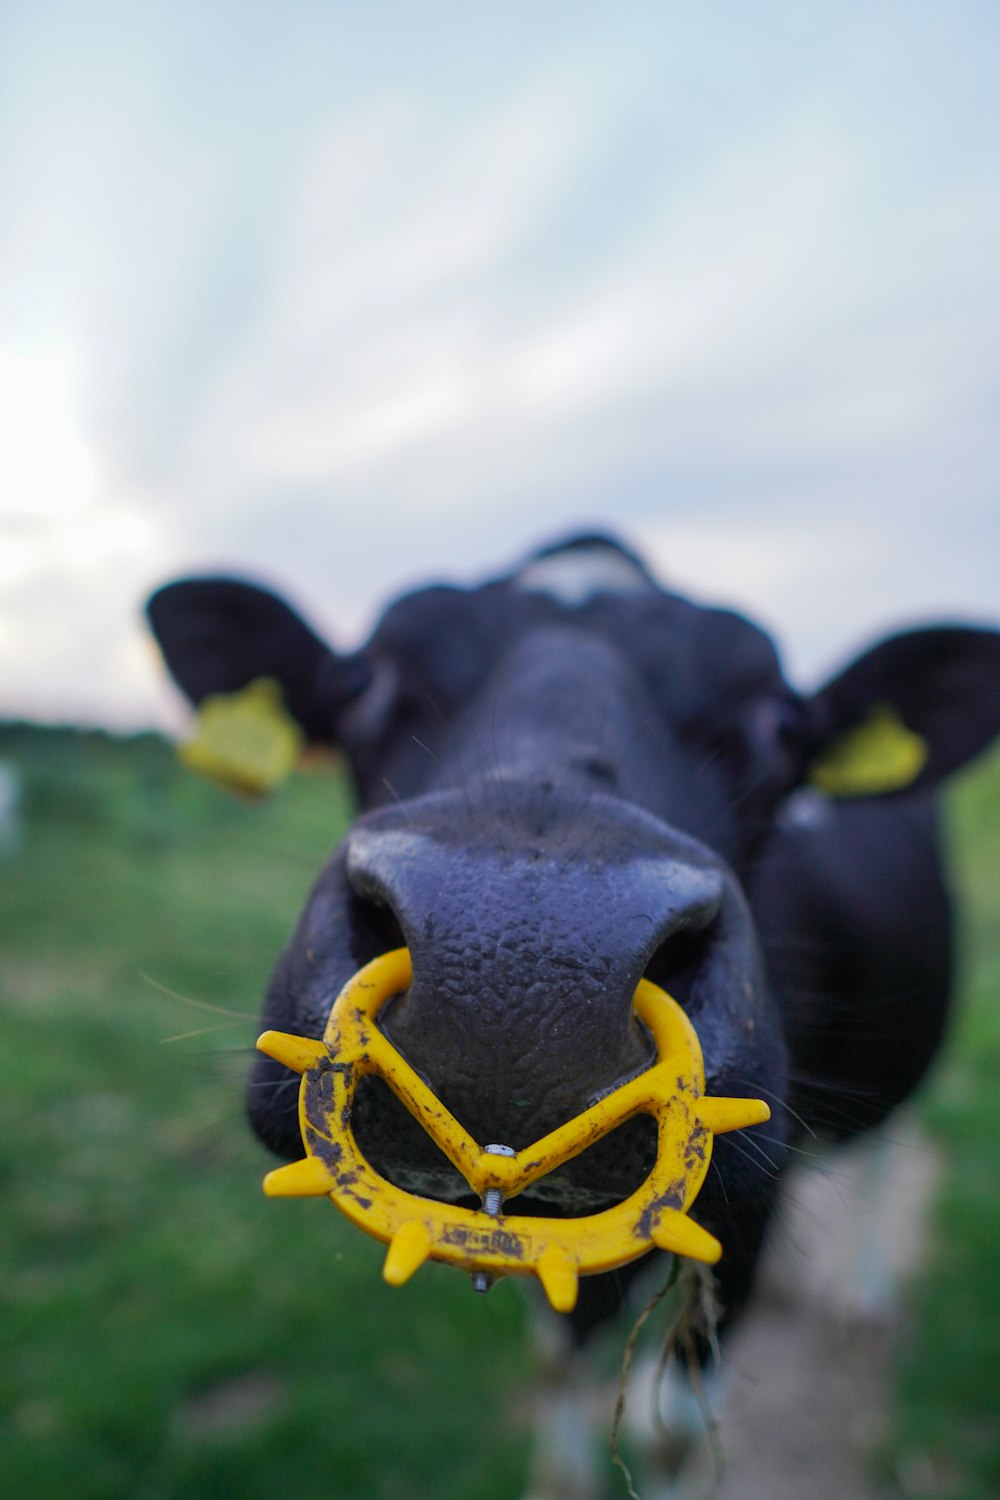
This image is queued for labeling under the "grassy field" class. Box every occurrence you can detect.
[0,726,529,1500]
[1,724,998,1499]
[885,746,1000,1500]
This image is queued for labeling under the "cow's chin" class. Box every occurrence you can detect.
[352,1078,659,1217]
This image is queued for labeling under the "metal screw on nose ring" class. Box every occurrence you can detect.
[471,1144,516,1294]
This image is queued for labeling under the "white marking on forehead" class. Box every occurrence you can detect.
[514,544,653,605]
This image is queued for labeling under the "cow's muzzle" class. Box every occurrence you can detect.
[327,782,777,1209]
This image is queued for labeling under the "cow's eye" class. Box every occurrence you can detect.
[335,655,401,746]
[740,695,809,799]
[751,694,805,753]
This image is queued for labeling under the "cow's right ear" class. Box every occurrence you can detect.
[145,577,370,744]
[803,625,1000,798]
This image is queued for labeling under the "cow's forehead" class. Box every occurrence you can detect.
[513,536,655,605]
[365,538,785,718]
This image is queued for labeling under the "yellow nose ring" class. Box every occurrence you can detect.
[256,949,770,1313]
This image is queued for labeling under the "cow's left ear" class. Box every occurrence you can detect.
[146,577,371,794]
[804,626,1000,797]
[146,576,370,738]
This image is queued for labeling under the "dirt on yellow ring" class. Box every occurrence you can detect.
[256,949,770,1313]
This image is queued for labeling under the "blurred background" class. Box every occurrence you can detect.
[2,0,999,725]
[2,3,999,1498]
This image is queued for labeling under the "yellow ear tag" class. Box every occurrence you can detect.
[179,677,304,797]
[256,949,771,1313]
[807,703,929,797]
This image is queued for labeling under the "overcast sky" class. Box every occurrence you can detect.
[1,1,998,730]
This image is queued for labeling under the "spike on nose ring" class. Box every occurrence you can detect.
[256,948,770,1312]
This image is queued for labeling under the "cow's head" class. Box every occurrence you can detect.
[146,535,1000,1235]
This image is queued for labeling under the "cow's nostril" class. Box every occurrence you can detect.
[345,890,406,970]
[642,919,716,1010]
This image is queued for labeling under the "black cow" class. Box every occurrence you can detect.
[147,534,1000,1482]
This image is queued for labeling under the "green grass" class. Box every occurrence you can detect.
[0,726,529,1500]
[2,725,999,1500]
[885,747,1000,1500]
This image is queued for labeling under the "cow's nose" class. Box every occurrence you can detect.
[342,800,727,1148]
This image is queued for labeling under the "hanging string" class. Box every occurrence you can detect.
[609,1259,725,1499]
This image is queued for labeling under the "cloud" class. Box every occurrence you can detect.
[1,2,999,725]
